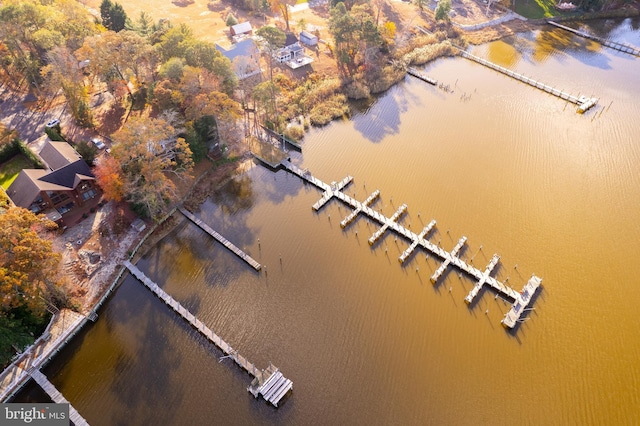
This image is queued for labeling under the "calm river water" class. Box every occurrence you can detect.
[14,20,640,425]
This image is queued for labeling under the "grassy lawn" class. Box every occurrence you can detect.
[0,155,33,190]
[514,0,560,19]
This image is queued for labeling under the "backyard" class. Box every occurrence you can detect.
[0,155,32,190]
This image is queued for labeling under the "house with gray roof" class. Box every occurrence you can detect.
[6,140,100,223]
[216,39,262,80]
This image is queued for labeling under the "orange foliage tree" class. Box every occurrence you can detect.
[94,155,124,202]
[0,206,63,316]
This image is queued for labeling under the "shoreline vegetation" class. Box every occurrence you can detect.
[0,0,639,390]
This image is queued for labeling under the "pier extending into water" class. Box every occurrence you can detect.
[179,207,261,271]
[458,49,598,113]
[30,370,89,426]
[124,261,292,407]
[280,160,542,329]
[407,67,437,85]
[548,21,640,57]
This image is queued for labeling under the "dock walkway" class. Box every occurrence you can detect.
[548,21,640,57]
[124,261,292,406]
[30,370,89,426]
[280,160,541,329]
[458,49,598,113]
[179,207,261,271]
[407,67,437,85]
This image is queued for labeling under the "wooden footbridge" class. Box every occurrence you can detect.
[458,49,598,113]
[30,369,89,426]
[280,160,542,329]
[548,21,640,57]
[179,207,261,271]
[124,261,292,407]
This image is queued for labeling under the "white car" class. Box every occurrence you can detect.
[45,119,60,128]
[91,138,106,149]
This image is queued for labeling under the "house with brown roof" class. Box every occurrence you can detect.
[6,140,100,223]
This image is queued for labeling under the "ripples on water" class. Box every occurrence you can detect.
[13,21,640,425]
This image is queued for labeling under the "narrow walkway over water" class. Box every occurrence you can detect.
[458,49,598,113]
[124,261,292,407]
[548,21,640,57]
[179,207,261,271]
[280,160,542,329]
[30,370,89,426]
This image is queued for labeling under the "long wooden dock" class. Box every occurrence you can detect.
[280,160,541,329]
[458,49,598,113]
[30,370,89,426]
[179,207,261,271]
[548,21,640,57]
[407,67,438,85]
[124,261,292,406]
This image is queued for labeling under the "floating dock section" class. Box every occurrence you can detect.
[179,207,261,271]
[30,370,89,426]
[548,21,640,57]
[458,50,598,113]
[400,220,437,264]
[124,261,292,406]
[279,160,542,329]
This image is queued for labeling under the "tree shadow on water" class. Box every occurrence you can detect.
[109,302,186,426]
[351,86,409,143]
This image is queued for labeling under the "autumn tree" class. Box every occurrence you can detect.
[269,0,297,32]
[435,0,452,21]
[42,47,93,127]
[256,26,286,82]
[329,2,384,76]
[155,25,237,94]
[0,0,97,90]
[94,155,124,201]
[76,30,155,108]
[0,207,63,317]
[108,116,194,220]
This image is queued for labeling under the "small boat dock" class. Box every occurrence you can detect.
[548,21,640,57]
[30,369,89,426]
[458,49,598,113]
[179,207,261,271]
[124,261,292,406]
[279,160,542,329]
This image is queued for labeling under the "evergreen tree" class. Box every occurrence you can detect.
[100,0,128,32]
[100,0,114,29]
[110,3,128,32]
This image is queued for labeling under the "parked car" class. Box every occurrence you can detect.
[45,119,60,128]
[91,138,106,149]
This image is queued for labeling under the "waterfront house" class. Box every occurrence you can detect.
[6,140,100,223]
[216,39,262,80]
[274,33,314,69]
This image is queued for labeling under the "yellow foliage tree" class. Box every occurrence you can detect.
[0,207,62,316]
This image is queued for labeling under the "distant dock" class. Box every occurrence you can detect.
[124,261,292,407]
[458,49,598,113]
[548,21,640,57]
[280,160,542,329]
[179,207,261,271]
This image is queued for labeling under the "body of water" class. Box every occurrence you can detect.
[14,20,640,425]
